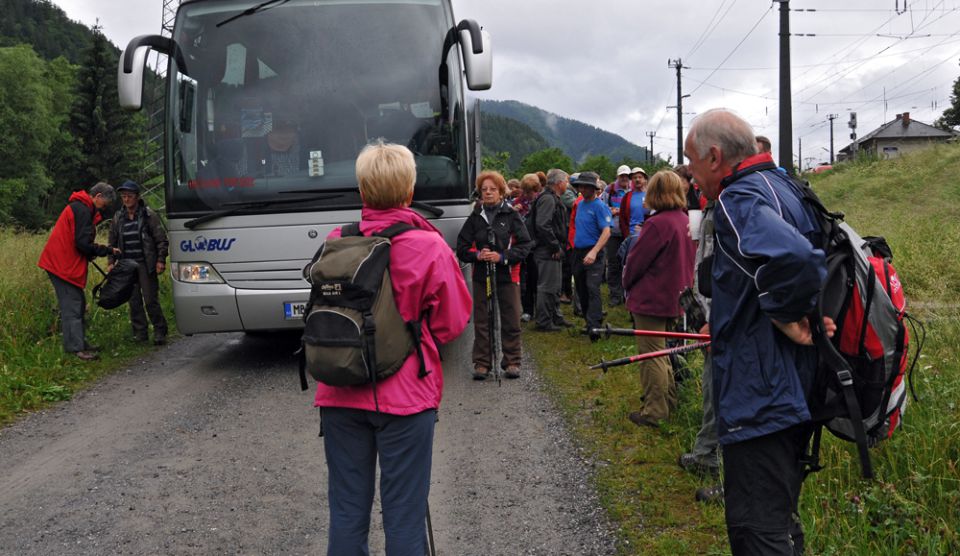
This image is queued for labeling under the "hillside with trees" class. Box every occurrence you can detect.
[479,113,549,171]
[0,0,145,230]
[480,99,652,166]
[0,0,93,63]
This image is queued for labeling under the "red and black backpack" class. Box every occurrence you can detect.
[797,182,924,479]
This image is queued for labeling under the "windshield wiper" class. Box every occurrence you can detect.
[184,193,343,230]
[216,0,289,27]
[279,188,444,218]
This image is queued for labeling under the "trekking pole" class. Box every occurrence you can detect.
[586,324,710,341]
[590,341,711,372]
[426,501,436,556]
[486,228,502,385]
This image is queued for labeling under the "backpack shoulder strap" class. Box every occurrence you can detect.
[341,222,362,237]
[374,222,417,240]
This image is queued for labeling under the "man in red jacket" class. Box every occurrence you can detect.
[38,182,120,360]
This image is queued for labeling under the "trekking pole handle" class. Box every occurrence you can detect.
[587,324,710,341]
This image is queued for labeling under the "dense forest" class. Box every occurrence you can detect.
[0,0,92,63]
[0,0,145,230]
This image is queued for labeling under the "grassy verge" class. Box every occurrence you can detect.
[523,144,960,555]
[0,227,175,427]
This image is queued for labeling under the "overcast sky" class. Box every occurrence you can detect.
[54,0,960,169]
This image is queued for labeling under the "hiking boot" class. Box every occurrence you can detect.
[133,335,149,343]
[535,324,561,332]
[74,351,99,361]
[520,313,532,323]
[559,294,572,304]
[678,453,720,477]
[695,484,724,504]
[472,366,489,381]
[154,336,167,346]
[554,318,575,328]
[504,365,521,379]
[628,412,660,428]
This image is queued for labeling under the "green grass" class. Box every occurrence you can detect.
[0,227,175,427]
[524,143,960,555]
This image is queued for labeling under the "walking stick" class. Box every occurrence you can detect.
[590,341,711,372]
[486,228,502,385]
[586,324,710,341]
[426,501,436,556]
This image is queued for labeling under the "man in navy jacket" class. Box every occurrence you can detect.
[684,109,834,555]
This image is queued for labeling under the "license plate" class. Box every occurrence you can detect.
[283,301,308,320]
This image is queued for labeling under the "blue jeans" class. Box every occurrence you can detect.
[322,407,436,556]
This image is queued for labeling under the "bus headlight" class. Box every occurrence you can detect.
[171,262,225,284]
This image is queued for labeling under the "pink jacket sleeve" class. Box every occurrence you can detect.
[389,231,471,345]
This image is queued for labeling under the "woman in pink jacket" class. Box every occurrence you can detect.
[314,142,472,555]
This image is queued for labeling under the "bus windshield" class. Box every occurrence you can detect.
[166,0,468,216]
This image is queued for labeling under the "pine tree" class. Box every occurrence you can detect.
[935,66,960,130]
[67,26,145,190]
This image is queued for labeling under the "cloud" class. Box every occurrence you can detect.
[55,0,960,168]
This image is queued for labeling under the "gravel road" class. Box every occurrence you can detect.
[0,329,619,555]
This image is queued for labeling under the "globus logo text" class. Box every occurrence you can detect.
[180,236,237,252]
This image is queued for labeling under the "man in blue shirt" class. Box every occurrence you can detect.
[571,171,612,341]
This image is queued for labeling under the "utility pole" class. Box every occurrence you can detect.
[849,111,858,158]
[798,137,802,172]
[827,113,838,164]
[775,0,794,175]
[645,131,656,164]
[668,58,688,164]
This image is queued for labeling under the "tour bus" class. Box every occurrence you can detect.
[117,0,491,334]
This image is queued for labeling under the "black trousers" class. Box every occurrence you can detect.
[129,262,168,340]
[572,247,605,330]
[722,424,813,556]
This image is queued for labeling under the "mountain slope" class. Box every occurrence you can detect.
[480,99,649,165]
[479,112,550,170]
[0,0,93,63]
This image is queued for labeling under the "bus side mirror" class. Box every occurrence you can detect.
[118,41,153,110]
[459,23,492,91]
[117,34,189,110]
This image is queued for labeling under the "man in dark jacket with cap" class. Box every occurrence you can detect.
[38,182,120,360]
[108,180,170,345]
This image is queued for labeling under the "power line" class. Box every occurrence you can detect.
[683,36,960,70]
[685,0,738,60]
[688,5,773,96]
[793,0,955,99]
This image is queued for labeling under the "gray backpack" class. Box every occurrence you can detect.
[297,223,428,403]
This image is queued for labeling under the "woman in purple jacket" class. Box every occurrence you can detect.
[622,170,696,427]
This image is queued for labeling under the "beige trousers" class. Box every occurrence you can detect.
[631,313,678,421]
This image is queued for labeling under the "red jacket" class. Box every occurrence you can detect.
[38,190,106,288]
[567,196,583,249]
[622,208,695,318]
